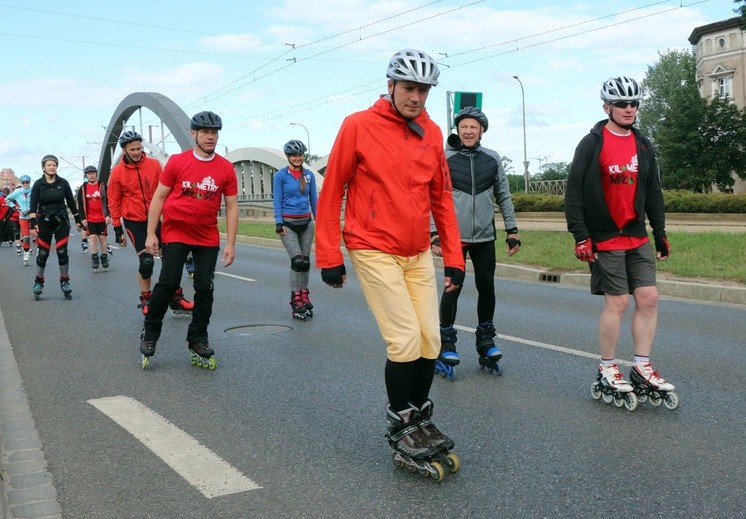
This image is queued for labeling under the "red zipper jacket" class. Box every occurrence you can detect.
[316,96,464,271]
[107,154,162,222]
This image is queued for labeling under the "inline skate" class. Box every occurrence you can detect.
[185,255,195,278]
[170,287,193,316]
[629,363,679,410]
[16,244,22,255]
[476,322,502,375]
[435,326,460,380]
[138,290,151,316]
[300,288,313,318]
[140,330,156,369]
[591,363,638,411]
[290,290,311,320]
[413,400,461,474]
[32,276,44,301]
[100,253,109,272]
[22,250,30,266]
[188,341,216,370]
[386,406,447,482]
[91,252,100,272]
[60,276,72,300]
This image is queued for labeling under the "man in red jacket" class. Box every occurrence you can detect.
[315,49,465,479]
[107,131,192,315]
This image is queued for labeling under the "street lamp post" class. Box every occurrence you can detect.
[289,122,310,156]
[513,75,530,193]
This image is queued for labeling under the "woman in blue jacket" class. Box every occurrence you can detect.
[273,140,318,320]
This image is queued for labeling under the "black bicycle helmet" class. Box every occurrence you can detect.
[283,140,307,155]
[118,130,143,148]
[41,154,59,167]
[191,111,223,130]
[454,106,488,132]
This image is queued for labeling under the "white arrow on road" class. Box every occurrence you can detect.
[88,395,261,498]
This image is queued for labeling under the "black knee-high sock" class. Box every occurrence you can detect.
[385,359,415,412]
[409,358,436,409]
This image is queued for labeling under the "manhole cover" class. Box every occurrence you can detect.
[225,324,292,336]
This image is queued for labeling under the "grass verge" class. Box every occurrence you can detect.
[221,221,746,285]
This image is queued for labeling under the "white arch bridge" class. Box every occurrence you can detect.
[98,92,326,214]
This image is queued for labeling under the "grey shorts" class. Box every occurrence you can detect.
[590,242,657,296]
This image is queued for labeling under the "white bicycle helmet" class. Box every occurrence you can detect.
[600,76,642,102]
[387,49,440,86]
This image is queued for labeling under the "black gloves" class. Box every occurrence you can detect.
[654,233,670,259]
[444,267,465,287]
[321,264,346,286]
[276,223,284,234]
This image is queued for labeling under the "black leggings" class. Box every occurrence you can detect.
[439,240,496,327]
[35,215,71,277]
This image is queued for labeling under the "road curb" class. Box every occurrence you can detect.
[234,234,745,306]
[0,308,62,519]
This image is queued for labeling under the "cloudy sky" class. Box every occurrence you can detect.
[0,0,738,185]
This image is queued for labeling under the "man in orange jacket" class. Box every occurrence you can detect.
[107,131,192,315]
[315,49,465,479]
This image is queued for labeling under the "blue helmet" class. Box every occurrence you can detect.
[20,174,31,183]
[119,130,143,148]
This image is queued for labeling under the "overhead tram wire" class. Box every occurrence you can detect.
[441,0,710,69]
[202,0,704,133]
[179,0,447,111]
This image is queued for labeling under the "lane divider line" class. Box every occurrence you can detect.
[454,325,633,367]
[88,396,261,498]
[215,271,257,282]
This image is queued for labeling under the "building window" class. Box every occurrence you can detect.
[718,37,726,49]
[719,77,732,98]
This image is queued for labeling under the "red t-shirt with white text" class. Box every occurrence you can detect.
[596,126,648,251]
[159,150,238,247]
[83,182,106,223]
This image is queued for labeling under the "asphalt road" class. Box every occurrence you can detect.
[0,236,744,518]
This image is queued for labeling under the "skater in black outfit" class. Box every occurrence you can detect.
[431,106,520,379]
[28,154,81,300]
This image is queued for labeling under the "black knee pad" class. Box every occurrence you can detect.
[139,253,155,279]
[36,248,49,267]
[57,245,69,266]
[291,255,310,272]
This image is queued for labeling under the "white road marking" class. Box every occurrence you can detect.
[215,271,257,282]
[88,396,261,498]
[454,325,633,367]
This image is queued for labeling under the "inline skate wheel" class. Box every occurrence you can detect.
[141,355,149,369]
[663,391,680,410]
[613,395,625,408]
[602,393,614,404]
[445,452,461,473]
[429,461,445,482]
[624,393,638,412]
[649,391,663,407]
[591,383,603,400]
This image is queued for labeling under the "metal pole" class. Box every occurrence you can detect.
[289,122,310,156]
[513,76,529,193]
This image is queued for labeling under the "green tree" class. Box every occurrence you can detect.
[639,49,746,192]
[534,162,569,181]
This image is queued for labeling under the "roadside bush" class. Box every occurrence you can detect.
[512,191,746,213]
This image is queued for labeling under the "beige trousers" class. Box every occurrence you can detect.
[349,249,440,362]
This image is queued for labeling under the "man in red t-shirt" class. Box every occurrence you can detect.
[139,111,238,369]
[565,76,676,411]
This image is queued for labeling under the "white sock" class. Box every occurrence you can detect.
[633,355,650,366]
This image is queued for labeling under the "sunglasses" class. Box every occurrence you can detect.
[610,100,639,109]
[22,181,30,184]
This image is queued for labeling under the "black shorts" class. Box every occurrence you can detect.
[590,242,657,296]
[122,219,160,253]
[86,221,107,235]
